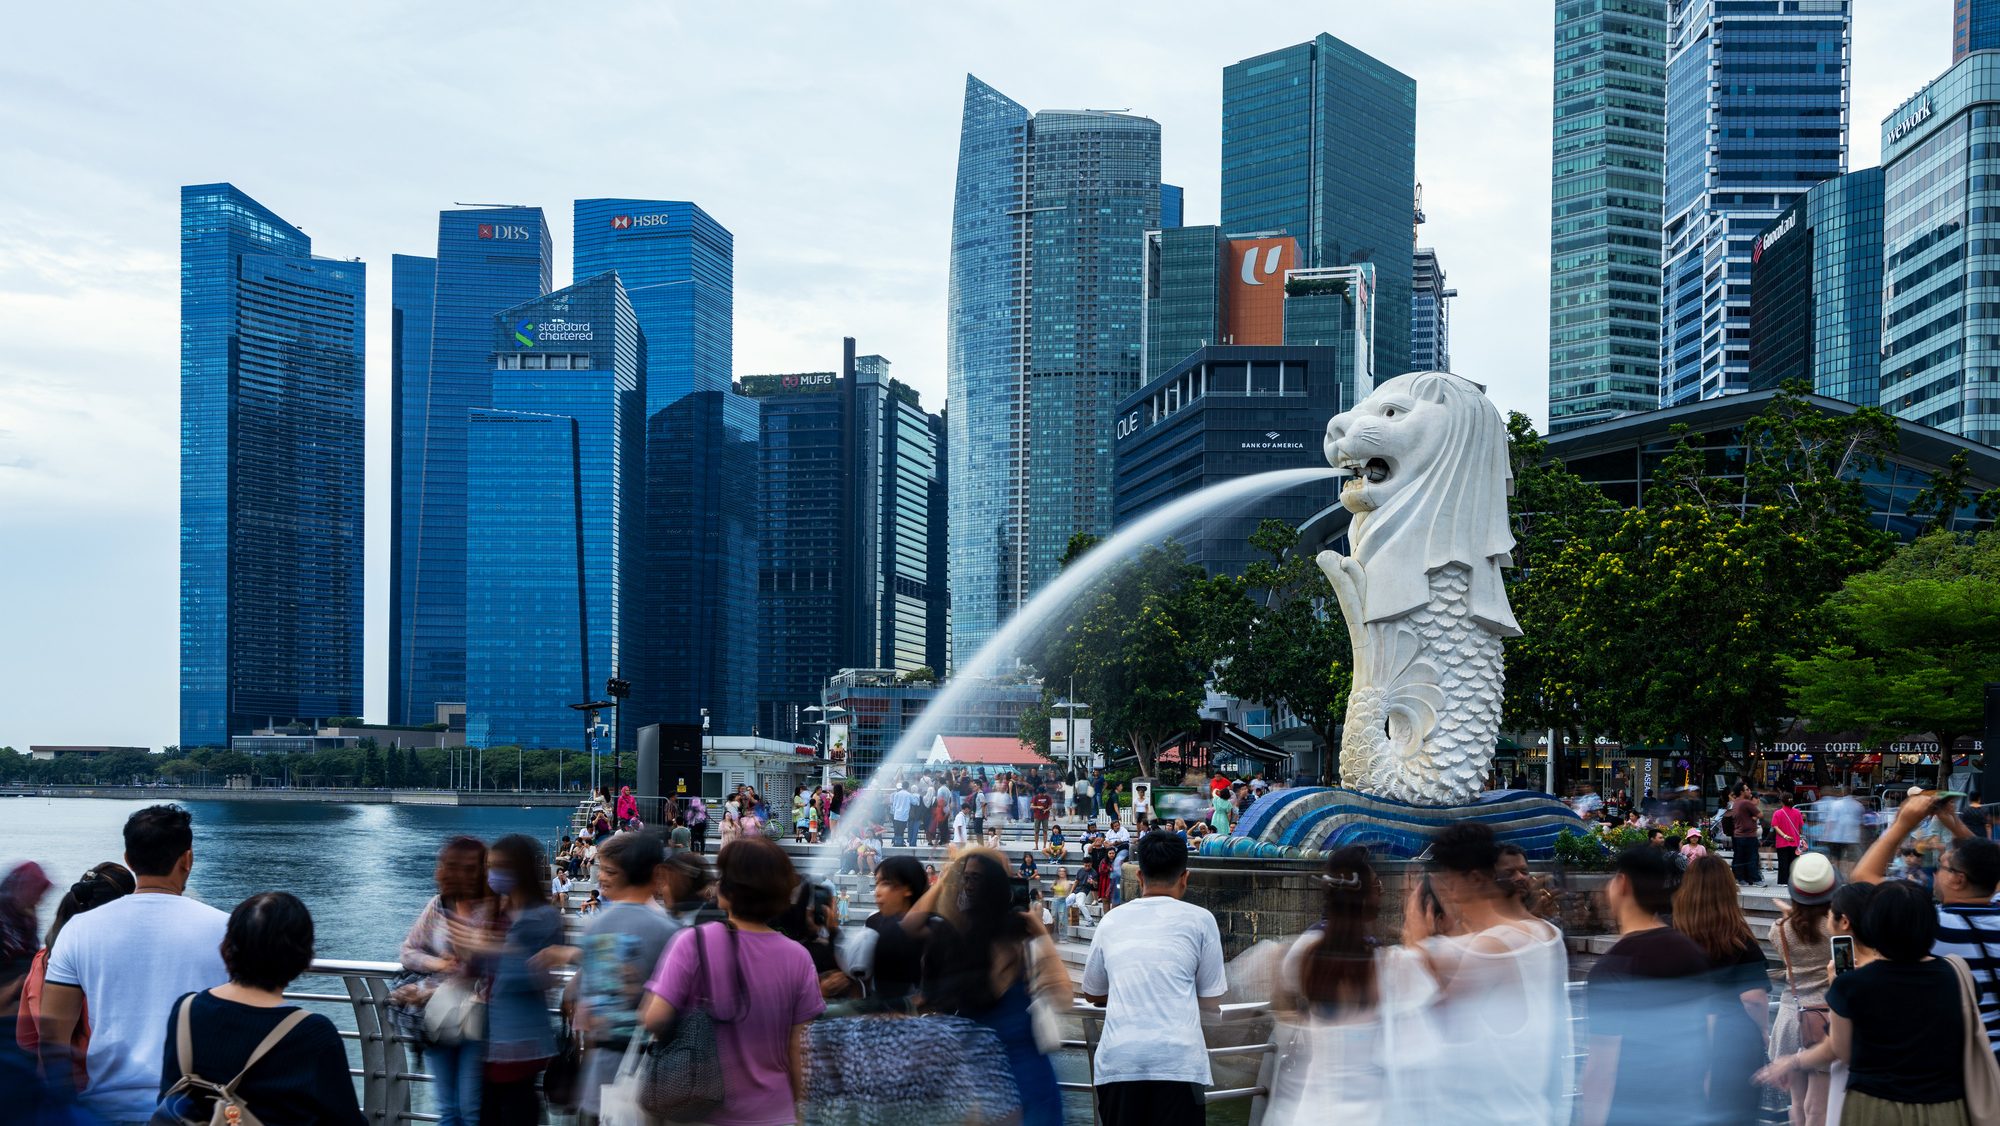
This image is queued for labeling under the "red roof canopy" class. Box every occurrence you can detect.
[929,736,1044,766]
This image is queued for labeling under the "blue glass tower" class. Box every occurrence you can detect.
[1547,0,1668,431]
[387,254,434,729]
[1161,184,1185,230]
[946,76,1161,664]
[466,273,644,749]
[1747,167,1882,404]
[1661,0,1850,406]
[1957,0,2000,61]
[390,207,551,726]
[572,199,757,736]
[1222,34,1416,378]
[180,184,365,747]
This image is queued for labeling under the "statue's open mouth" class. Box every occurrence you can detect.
[1340,456,1393,494]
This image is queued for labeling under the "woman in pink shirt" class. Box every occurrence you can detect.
[1771,792,1806,886]
[641,837,823,1126]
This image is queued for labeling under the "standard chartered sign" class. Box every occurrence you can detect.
[512,317,594,347]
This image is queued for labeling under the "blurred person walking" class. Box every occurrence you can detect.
[14,862,134,1074]
[1267,847,1439,1126]
[395,836,492,1126]
[1774,793,1807,887]
[1417,823,1572,1126]
[859,856,928,1006]
[455,835,560,1126]
[1731,785,1765,886]
[1,861,52,1047]
[154,892,363,1124]
[907,847,1072,1126]
[1080,831,1224,1126]
[572,831,678,1122]
[1767,852,1838,1126]
[1822,790,1864,874]
[1674,855,1771,1124]
[36,804,228,1121]
[641,837,824,1126]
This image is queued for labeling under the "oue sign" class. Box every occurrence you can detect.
[1115,410,1141,440]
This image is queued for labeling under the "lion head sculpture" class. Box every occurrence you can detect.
[1323,371,1520,637]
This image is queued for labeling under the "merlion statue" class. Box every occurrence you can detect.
[1316,371,1520,806]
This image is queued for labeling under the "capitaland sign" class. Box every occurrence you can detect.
[1886,96,1934,146]
[511,317,594,347]
[478,222,534,241]
[1751,210,1799,264]
[610,214,677,230]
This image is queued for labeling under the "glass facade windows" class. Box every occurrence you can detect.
[1222,34,1416,379]
[1747,167,1883,404]
[1549,0,1669,431]
[390,207,552,726]
[946,76,1160,664]
[822,668,1040,777]
[1957,0,2000,61]
[180,184,365,748]
[1411,247,1453,371]
[1660,0,1851,407]
[1881,52,2000,445]
[387,254,433,729]
[465,274,644,750]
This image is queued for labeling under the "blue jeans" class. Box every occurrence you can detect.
[427,1041,485,1126]
[894,818,914,847]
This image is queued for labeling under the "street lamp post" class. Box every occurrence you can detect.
[606,677,631,800]
[570,700,615,797]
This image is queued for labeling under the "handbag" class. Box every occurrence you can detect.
[640,922,748,1121]
[1948,954,2000,1123]
[423,977,484,1046]
[600,1034,661,1126]
[542,1019,584,1111]
[1776,925,1830,1049]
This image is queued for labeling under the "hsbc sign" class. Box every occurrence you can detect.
[610,214,675,230]
[478,223,534,241]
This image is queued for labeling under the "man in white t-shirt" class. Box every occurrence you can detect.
[1080,830,1226,1126]
[39,803,228,1122]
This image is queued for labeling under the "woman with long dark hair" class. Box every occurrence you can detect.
[14,863,132,1066]
[395,836,490,1126]
[1673,855,1770,1125]
[1267,847,1438,1126]
[905,847,1071,1126]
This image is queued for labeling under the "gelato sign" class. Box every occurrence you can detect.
[511,317,594,347]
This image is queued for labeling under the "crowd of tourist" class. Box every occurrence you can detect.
[10,779,2000,1124]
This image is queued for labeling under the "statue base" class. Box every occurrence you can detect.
[1200,787,1584,861]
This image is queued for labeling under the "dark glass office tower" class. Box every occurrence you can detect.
[741,342,946,743]
[389,207,551,726]
[1661,0,1850,406]
[1747,167,1882,404]
[572,198,755,737]
[466,273,644,749]
[1222,34,1415,377]
[387,254,434,729]
[1411,246,1454,372]
[180,184,365,747]
[1957,0,2000,61]
[946,76,1161,662]
[1161,184,1185,230]
[1548,0,1668,431]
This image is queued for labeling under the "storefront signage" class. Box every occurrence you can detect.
[1887,97,1934,146]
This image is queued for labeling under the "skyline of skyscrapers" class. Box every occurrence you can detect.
[1747,167,1883,404]
[1221,33,1416,380]
[1546,0,1667,431]
[945,75,1162,665]
[389,207,552,728]
[1660,0,1851,407]
[179,183,366,748]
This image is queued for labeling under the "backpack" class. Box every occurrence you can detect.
[151,995,310,1126]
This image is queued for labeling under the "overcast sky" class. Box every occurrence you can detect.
[0,1,1953,750]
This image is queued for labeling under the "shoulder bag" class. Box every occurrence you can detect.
[423,976,484,1046]
[640,921,749,1121]
[150,995,310,1126]
[1949,954,2000,1123]
[1776,924,1830,1048]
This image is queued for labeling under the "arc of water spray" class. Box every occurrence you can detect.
[812,466,1341,877]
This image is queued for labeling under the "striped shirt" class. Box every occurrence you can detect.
[1936,903,2000,1050]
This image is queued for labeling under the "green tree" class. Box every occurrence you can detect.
[1783,530,2000,783]
[361,746,384,787]
[1025,542,1218,779]
[1906,450,2000,534]
[1205,520,1347,765]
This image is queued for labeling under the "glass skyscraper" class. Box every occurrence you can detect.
[1547,0,1668,431]
[1661,0,1850,406]
[1161,184,1185,230]
[1747,167,1883,404]
[1411,246,1454,371]
[180,184,365,747]
[571,198,756,737]
[946,76,1161,663]
[1221,33,1415,379]
[389,207,552,727]
[742,342,947,743]
[1880,53,2000,445]
[1957,0,2000,61]
[465,273,644,750]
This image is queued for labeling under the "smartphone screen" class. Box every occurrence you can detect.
[1010,876,1031,913]
[1831,934,1855,976]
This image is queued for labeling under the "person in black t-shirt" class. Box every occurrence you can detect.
[862,856,930,1006]
[158,892,363,1125]
[1825,880,1970,1120]
[1578,846,1711,1126]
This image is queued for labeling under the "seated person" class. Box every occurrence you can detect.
[1018,850,1038,881]
[1043,824,1068,861]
